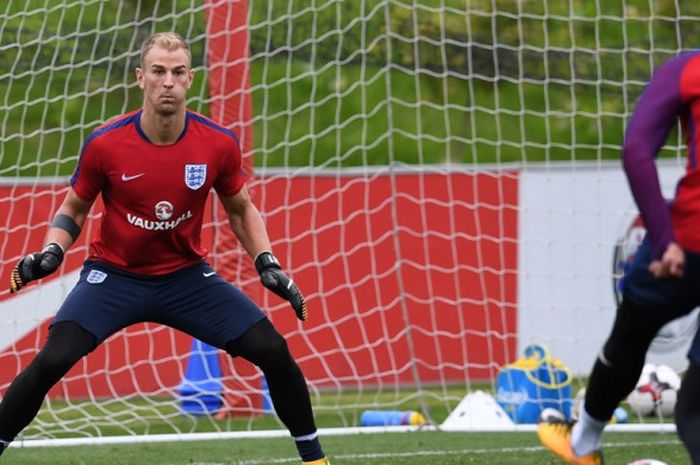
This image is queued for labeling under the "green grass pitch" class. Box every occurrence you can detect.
[4,431,688,465]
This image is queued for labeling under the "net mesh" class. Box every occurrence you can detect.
[0,0,697,442]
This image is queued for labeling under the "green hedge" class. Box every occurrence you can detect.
[0,1,696,174]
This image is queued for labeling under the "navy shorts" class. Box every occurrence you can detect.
[53,260,266,349]
[623,237,700,363]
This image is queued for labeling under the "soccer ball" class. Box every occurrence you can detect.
[626,363,680,418]
[626,460,669,465]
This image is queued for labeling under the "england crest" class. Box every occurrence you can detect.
[184,164,207,190]
[87,270,108,284]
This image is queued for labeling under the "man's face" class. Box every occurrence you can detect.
[136,46,193,115]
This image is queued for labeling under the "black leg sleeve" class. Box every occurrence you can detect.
[0,321,96,442]
[676,362,700,465]
[225,318,317,436]
[584,299,668,421]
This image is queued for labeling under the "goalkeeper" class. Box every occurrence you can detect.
[538,51,700,465]
[0,32,330,465]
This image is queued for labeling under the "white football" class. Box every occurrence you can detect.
[654,364,681,390]
[627,460,669,465]
[626,388,655,416]
[626,363,679,418]
[636,363,657,387]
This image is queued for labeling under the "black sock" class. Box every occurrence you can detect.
[294,432,324,462]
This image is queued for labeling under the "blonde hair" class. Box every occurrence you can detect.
[139,32,191,68]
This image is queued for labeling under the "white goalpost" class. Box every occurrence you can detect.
[0,0,696,449]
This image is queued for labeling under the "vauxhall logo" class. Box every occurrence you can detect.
[127,211,193,231]
[127,200,193,231]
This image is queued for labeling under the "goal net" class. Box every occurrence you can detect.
[0,0,694,446]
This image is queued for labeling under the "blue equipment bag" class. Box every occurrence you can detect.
[495,343,573,423]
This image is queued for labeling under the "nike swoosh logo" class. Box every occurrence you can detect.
[121,173,145,182]
[203,271,216,277]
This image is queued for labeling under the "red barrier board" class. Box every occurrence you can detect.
[0,170,518,398]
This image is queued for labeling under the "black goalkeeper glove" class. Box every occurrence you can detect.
[255,251,308,321]
[10,242,64,293]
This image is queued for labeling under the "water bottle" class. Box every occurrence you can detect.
[360,410,425,426]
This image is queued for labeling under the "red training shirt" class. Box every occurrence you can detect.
[70,109,244,275]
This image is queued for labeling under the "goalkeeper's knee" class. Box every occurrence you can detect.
[225,318,292,369]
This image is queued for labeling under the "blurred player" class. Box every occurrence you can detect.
[538,50,700,465]
[0,32,330,465]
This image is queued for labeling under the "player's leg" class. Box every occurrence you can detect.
[225,319,327,464]
[574,298,667,451]
[538,298,672,465]
[0,321,96,454]
[676,362,700,465]
[676,252,700,465]
[155,263,329,465]
[539,237,695,465]
[0,261,155,456]
[677,333,700,465]
[575,241,700,458]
